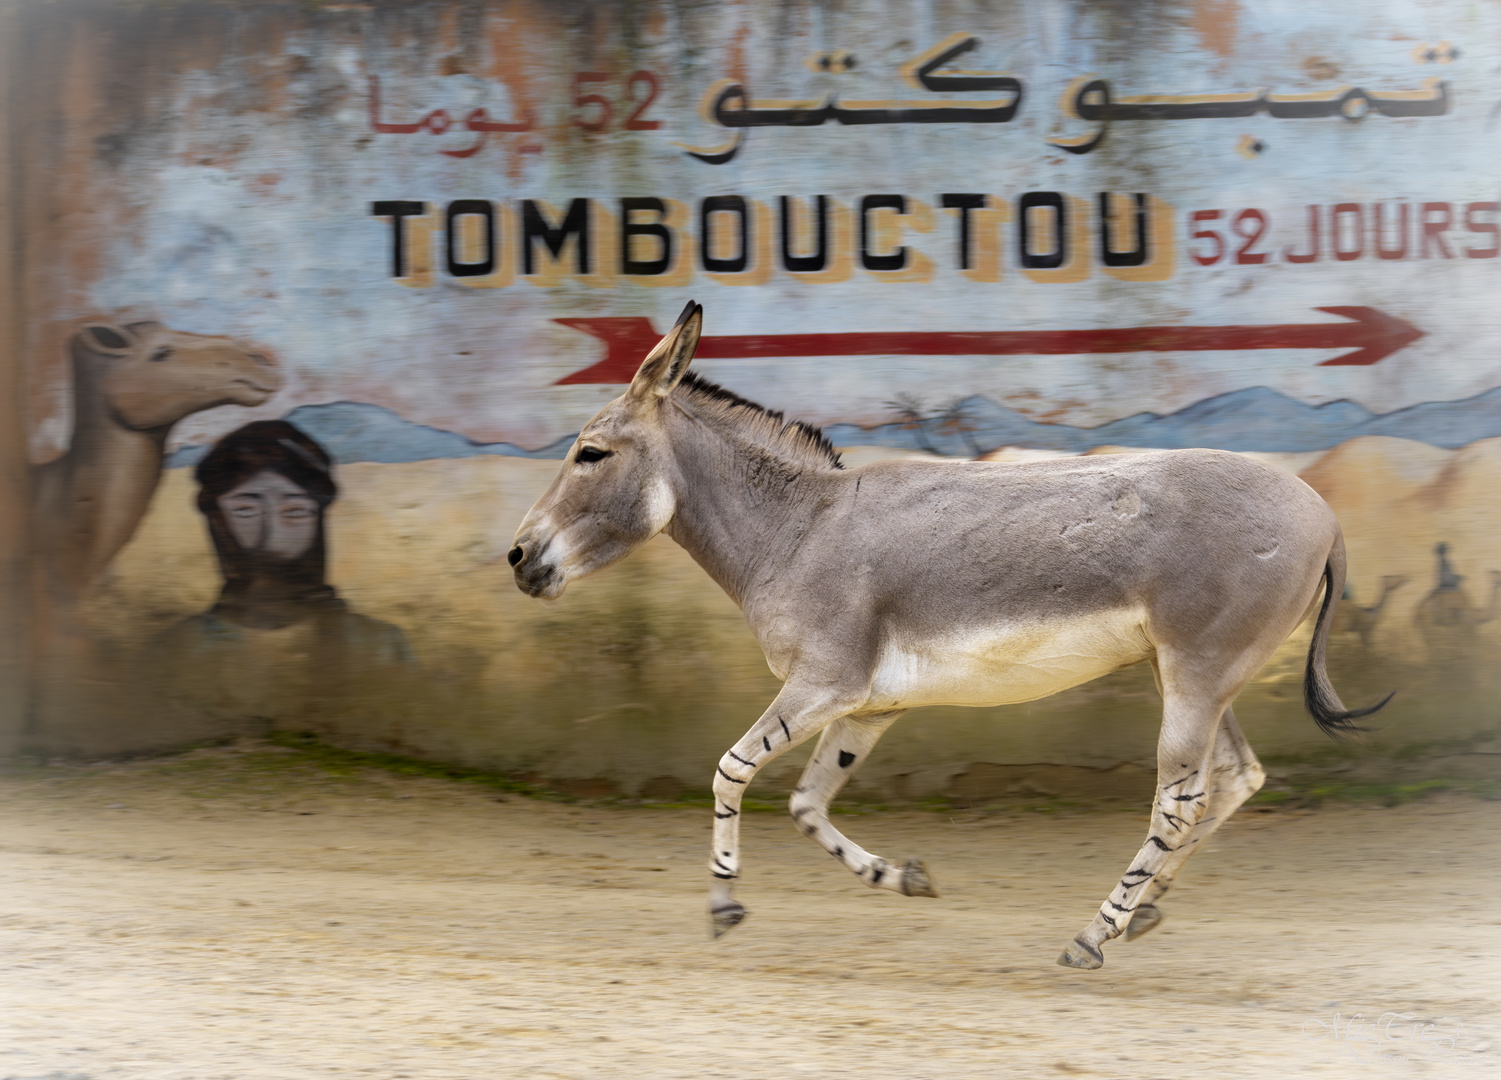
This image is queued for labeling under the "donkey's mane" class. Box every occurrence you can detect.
[674,372,844,470]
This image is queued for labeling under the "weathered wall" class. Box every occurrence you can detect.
[8,0,1500,798]
[0,0,29,759]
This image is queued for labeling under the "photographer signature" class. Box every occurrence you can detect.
[1303,1010,1484,1065]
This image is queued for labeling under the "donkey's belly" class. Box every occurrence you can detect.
[866,608,1152,710]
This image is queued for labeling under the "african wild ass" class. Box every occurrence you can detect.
[510,302,1390,969]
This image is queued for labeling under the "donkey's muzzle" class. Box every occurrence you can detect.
[508,541,560,598]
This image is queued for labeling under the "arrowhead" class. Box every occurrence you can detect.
[1315,306,1423,366]
[552,317,662,384]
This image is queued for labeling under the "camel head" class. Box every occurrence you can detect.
[71,320,283,431]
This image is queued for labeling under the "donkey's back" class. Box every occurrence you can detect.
[762,449,1337,703]
[820,448,1337,600]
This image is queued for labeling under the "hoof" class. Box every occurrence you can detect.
[710,903,747,939]
[1056,937,1104,970]
[900,858,939,898]
[1125,903,1164,941]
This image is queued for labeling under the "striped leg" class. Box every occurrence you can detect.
[1059,685,1223,970]
[707,684,859,938]
[1126,706,1265,941]
[788,711,937,898]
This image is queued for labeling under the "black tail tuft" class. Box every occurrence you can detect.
[1303,557,1396,740]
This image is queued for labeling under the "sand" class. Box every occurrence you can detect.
[2,744,1497,1079]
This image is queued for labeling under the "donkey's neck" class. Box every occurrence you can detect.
[662,403,840,608]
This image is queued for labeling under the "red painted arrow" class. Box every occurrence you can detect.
[553,306,1421,384]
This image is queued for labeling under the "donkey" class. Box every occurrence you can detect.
[509,302,1391,969]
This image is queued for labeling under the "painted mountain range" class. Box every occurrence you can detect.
[166,386,1501,467]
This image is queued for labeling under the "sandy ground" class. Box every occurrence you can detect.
[1,744,1498,1080]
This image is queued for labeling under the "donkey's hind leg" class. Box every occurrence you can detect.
[787,712,937,898]
[1058,681,1227,970]
[1126,705,1265,942]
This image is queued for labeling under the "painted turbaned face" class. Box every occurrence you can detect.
[217,469,320,560]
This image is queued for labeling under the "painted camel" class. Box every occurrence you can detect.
[32,320,282,602]
[1337,574,1408,648]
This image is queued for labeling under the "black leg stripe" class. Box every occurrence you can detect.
[780,717,792,742]
[1146,835,1174,851]
[711,871,736,880]
[791,805,814,820]
[713,858,734,874]
[728,751,756,768]
[717,766,747,785]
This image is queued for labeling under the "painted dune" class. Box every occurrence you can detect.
[73,434,1501,790]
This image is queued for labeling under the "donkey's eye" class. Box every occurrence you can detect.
[149,347,172,362]
[576,446,612,464]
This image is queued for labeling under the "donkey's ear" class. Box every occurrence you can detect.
[76,322,140,356]
[627,301,703,400]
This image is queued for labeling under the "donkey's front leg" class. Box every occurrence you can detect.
[708,685,861,938]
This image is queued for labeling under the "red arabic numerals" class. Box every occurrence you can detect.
[572,72,613,132]
[571,71,663,132]
[1232,208,1269,264]
[1190,209,1224,266]
[624,71,662,131]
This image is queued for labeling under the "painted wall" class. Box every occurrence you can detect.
[7,0,1499,800]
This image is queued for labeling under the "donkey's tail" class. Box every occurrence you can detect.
[1304,539,1395,739]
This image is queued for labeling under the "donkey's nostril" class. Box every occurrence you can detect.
[507,545,525,568]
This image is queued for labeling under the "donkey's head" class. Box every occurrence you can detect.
[509,301,703,599]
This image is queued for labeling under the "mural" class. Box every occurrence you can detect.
[172,421,408,645]
[142,422,413,737]
[7,0,1500,793]
[32,323,280,607]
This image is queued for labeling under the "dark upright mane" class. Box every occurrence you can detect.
[673,371,844,470]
